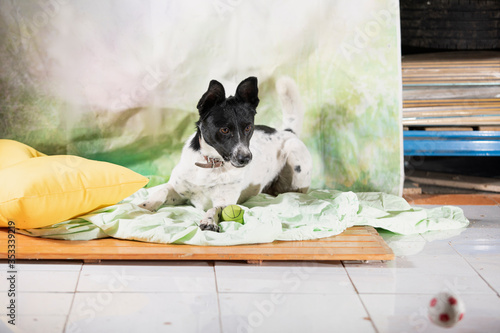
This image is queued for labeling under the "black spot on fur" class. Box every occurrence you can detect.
[284,128,295,134]
[255,125,277,134]
[294,165,301,173]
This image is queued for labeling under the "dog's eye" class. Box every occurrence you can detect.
[220,127,230,135]
[245,125,252,133]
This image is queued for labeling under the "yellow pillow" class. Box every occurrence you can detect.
[0,153,149,229]
[0,139,46,169]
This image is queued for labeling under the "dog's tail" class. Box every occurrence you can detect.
[276,76,305,137]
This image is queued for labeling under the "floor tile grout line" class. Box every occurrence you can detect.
[62,260,84,333]
[449,242,500,298]
[341,260,379,333]
[212,261,224,333]
[71,291,220,294]
[355,294,380,333]
[58,290,359,296]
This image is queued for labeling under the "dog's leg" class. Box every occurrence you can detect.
[199,206,224,232]
[139,183,184,211]
[198,188,243,232]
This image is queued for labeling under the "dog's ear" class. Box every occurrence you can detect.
[197,80,226,116]
[235,77,259,108]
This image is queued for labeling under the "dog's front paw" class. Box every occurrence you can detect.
[139,199,164,212]
[199,220,220,232]
[139,186,170,211]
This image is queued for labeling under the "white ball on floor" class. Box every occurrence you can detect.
[428,292,465,328]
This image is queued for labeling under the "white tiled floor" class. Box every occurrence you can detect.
[1,204,499,333]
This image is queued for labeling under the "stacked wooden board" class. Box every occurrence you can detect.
[402,51,500,156]
[403,99,500,127]
[402,51,500,129]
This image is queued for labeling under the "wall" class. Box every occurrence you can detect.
[0,0,403,194]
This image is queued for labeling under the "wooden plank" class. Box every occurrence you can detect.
[406,170,500,193]
[403,79,500,85]
[403,86,500,101]
[403,98,500,108]
[402,115,500,127]
[424,127,473,131]
[479,126,500,131]
[404,98,500,105]
[404,194,499,206]
[0,226,394,262]
[403,108,500,119]
[403,181,422,196]
[402,99,500,124]
[402,51,500,86]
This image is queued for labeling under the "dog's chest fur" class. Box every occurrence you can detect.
[170,127,293,210]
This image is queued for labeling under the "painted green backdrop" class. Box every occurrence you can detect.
[0,0,403,194]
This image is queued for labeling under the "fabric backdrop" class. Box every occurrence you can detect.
[0,0,403,194]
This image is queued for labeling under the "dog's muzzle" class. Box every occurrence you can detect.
[231,149,252,168]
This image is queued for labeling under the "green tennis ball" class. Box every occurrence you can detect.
[221,205,244,223]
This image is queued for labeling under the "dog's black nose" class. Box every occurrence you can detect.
[236,153,252,166]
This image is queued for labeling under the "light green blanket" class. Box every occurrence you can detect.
[19,189,469,246]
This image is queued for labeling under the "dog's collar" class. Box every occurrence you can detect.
[195,155,225,169]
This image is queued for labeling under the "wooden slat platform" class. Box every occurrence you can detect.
[0,226,394,262]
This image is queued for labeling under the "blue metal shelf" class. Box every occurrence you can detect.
[404,131,500,156]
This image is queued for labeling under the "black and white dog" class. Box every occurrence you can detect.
[140,76,312,232]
